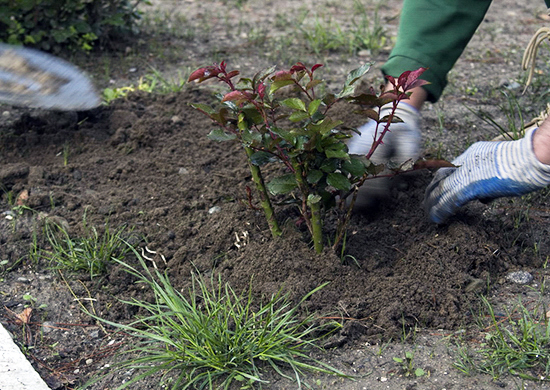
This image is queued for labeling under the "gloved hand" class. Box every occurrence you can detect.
[348,101,422,165]
[347,101,422,208]
[424,128,550,223]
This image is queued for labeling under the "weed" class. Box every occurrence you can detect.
[103,69,188,103]
[455,295,550,382]
[43,218,132,279]
[89,252,347,389]
[300,3,387,56]
[393,351,426,378]
[22,293,47,310]
[467,91,526,140]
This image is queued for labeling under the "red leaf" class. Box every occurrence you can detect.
[290,62,307,73]
[311,64,323,73]
[221,90,251,104]
[257,82,266,99]
[188,66,220,82]
[413,159,456,170]
[226,70,240,80]
[188,68,207,82]
[272,70,293,81]
[398,67,428,92]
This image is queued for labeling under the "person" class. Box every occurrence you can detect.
[347,0,550,223]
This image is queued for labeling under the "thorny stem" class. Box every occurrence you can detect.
[291,158,324,253]
[244,146,281,238]
[291,158,313,235]
[307,195,323,254]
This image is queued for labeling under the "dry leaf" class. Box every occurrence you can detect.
[16,189,29,206]
[16,307,33,325]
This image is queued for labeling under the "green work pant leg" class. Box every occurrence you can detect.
[381,0,493,102]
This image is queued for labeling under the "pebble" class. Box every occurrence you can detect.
[171,115,183,124]
[505,271,533,284]
[86,358,93,365]
[178,167,189,175]
[208,206,221,214]
[42,321,55,333]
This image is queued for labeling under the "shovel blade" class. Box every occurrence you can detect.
[0,43,101,111]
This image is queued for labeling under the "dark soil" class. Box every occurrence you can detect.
[2,0,550,389]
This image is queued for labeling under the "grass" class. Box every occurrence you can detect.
[453,294,550,382]
[43,218,132,279]
[89,251,346,389]
[300,1,387,56]
[102,68,188,103]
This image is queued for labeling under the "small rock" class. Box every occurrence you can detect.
[17,277,30,283]
[505,271,533,284]
[42,321,55,333]
[86,358,94,365]
[171,115,183,124]
[208,206,221,214]
[2,111,10,117]
[178,167,189,175]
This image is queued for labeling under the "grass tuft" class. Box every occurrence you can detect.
[44,219,132,279]
[454,295,550,382]
[92,251,346,389]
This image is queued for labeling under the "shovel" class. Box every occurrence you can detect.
[0,43,101,111]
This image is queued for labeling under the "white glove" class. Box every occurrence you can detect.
[425,127,550,223]
[347,102,422,208]
[348,101,422,165]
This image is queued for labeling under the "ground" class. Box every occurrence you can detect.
[2,0,550,389]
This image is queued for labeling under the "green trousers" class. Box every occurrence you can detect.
[381,0,549,102]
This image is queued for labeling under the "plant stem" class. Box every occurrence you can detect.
[307,194,323,254]
[244,146,281,238]
[291,158,323,253]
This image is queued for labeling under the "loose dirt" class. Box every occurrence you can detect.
[2,0,550,389]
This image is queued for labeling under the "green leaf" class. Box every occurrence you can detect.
[289,111,310,122]
[325,144,349,160]
[336,62,372,98]
[241,128,262,145]
[308,99,322,116]
[253,65,276,86]
[267,174,298,195]
[249,151,276,166]
[190,103,215,116]
[308,119,343,136]
[281,98,306,112]
[307,194,322,204]
[320,159,338,173]
[342,158,366,177]
[327,173,351,191]
[415,368,426,377]
[307,170,323,184]
[270,79,295,94]
[207,129,237,142]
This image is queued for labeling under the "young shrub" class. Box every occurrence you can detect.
[189,62,430,253]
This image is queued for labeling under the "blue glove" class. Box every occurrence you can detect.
[424,128,550,223]
[347,102,421,207]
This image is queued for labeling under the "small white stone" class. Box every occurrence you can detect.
[208,206,221,214]
[86,358,93,365]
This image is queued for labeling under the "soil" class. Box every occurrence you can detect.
[2,0,550,389]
